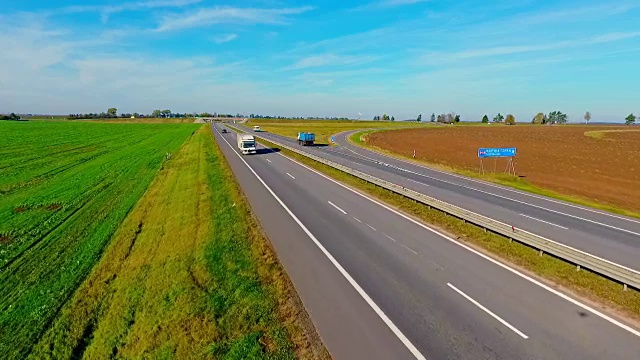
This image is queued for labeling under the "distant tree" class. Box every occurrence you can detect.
[391,116,395,121]
[481,114,489,123]
[200,112,213,117]
[454,114,461,123]
[416,114,422,122]
[493,113,504,123]
[531,112,545,124]
[625,113,637,125]
[547,111,568,124]
[505,114,516,125]
[430,113,435,122]
[161,109,172,118]
[152,109,162,118]
[107,108,117,117]
[584,111,592,124]
[382,113,389,121]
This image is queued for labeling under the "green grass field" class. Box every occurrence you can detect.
[248,118,430,144]
[0,121,200,357]
[1,122,318,358]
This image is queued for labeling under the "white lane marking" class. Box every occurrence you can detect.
[401,244,418,255]
[520,214,568,229]
[336,130,640,227]
[447,283,529,339]
[266,158,272,163]
[353,217,362,223]
[383,233,397,242]
[366,224,377,231]
[215,127,427,360]
[328,201,347,215]
[276,149,640,338]
[407,178,428,186]
[287,172,296,179]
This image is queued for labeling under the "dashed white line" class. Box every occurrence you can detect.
[352,217,362,223]
[251,128,640,338]
[216,128,426,359]
[328,201,347,215]
[406,178,428,186]
[401,244,418,255]
[383,233,397,242]
[520,214,568,229]
[447,283,529,339]
[287,172,295,179]
[266,158,272,163]
[366,224,377,231]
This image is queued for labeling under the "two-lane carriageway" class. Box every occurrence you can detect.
[213,123,640,360]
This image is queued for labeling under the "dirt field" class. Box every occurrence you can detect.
[366,125,640,213]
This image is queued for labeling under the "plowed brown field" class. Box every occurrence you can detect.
[366,125,640,213]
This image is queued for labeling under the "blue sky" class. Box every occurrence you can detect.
[1,0,639,122]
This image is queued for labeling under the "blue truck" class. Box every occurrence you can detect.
[297,132,315,146]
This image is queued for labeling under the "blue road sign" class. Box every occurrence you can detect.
[478,147,517,158]
[331,136,335,142]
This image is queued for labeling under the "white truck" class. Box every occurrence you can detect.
[253,125,261,132]
[237,133,257,155]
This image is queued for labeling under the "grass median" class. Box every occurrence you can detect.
[257,136,640,323]
[30,125,328,359]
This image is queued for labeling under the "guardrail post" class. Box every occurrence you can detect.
[538,250,544,256]
[624,284,628,291]
[576,265,581,271]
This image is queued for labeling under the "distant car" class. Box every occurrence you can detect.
[221,128,228,133]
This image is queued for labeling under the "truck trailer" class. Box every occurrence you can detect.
[237,134,257,154]
[297,132,315,146]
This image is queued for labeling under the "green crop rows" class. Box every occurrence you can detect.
[0,121,200,358]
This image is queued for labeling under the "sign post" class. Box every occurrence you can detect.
[477,147,517,175]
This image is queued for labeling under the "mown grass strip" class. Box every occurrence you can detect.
[257,137,640,323]
[30,125,328,359]
[348,130,640,219]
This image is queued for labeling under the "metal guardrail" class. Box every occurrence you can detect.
[227,125,640,291]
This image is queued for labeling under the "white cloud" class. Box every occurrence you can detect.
[54,0,202,22]
[283,54,377,70]
[351,0,430,11]
[213,33,238,44]
[422,32,640,62]
[156,6,313,32]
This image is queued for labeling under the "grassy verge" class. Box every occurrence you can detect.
[31,126,327,359]
[349,130,640,219]
[257,136,640,322]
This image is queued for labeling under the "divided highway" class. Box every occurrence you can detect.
[235,125,640,272]
[213,124,640,359]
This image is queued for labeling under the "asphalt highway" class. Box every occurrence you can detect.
[213,124,640,360]
[236,126,640,272]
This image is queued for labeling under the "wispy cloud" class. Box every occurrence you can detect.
[283,54,377,70]
[213,33,238,44]
[55,0,202,22]
[422,31,640,63]
[352,0,430,11]
[515,3,637,25]
[156,6,314,32]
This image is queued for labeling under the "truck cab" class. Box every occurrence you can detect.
[237,134,257,154]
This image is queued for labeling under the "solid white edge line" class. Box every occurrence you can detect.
[335,130,640,226]
[520,214,568,229]
[213,126,427,360]
[328,201,348,215]
[287,172,296,179]
[447,283,529,339]
[273,145,640,338]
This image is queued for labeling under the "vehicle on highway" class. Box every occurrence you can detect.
[297,132,315,146]
[253,125,261,132]
[221,128,227,133]
[237,133,256,155]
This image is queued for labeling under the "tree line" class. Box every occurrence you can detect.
[0,113,22,121]
[373,114,395,121]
